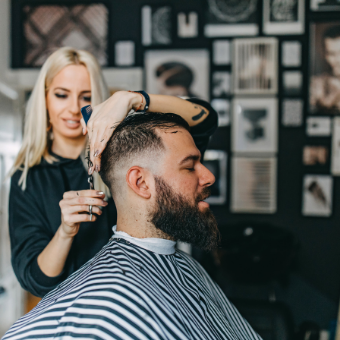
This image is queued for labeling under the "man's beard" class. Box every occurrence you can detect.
[150,176,220,251]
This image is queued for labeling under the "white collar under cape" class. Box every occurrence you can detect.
[111,225,176,255]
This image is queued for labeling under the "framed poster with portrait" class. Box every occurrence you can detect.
[145,49,210,101]
[232,98,278,154]
[204,0,259,37]
[263,0,305,35]
[233,38,278,95]
[310,22,340,115]
[202,150,227,205]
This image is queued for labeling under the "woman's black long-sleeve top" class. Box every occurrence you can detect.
[9,98,218,298]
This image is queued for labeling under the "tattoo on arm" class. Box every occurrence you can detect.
[192,106,208,121]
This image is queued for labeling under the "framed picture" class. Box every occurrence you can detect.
[282,99,303,127]
[311,0,340,11]
[232,98,278,154]
[310,22,340,114]
[115,41,135,66]
[204,0,259,37]
[263,0,305,35]
[13,3,109,67]
[283,71,303,95]
[202,150,227,205]
[142,5,172,46]
[302,175,333,217]
[233,38,278,95]
[282,41,302,67]
[213,40,231,65]
[211,99,230,126]
[231,156,277,213]
[212,71,231,97]
[331,117,340,175]
[303,146,328,165]
[306,117,332,136]
[177,12,198,38]
[145,49,210,100]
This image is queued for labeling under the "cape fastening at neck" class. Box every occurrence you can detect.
[111,225,176,255]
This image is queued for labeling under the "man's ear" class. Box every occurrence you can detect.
[126,166,152,199]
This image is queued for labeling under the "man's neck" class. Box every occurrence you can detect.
[116,213,173,240]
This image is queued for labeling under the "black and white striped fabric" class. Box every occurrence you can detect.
[3,238,262,340]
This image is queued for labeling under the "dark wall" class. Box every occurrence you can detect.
[12,0,340,329]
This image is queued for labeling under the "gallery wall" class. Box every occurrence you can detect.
[10,0,340,329]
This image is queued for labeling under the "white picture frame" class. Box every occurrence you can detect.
[231,156,277,213]
[311,0,340,11]
[232,97,278,154]
[145,49,210,101]
[203,150,227,205]
[302,175,333,217]
[263,0,305,35]
[211,99,230,126]
[306,117,332,136]
[233,38,278,95]
[331,117,340,175]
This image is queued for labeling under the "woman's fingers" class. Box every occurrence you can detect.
[63,190,105,199]
[65,213,98,224]
[63,205,103,216]
[62,196,108,208]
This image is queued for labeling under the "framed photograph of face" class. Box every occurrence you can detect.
[232,98,278,154]
[202,150,227,205]
[310,22,340,114]
[302,175,333,217]
[145,50,210,101]
[233,38,278,95]
[263,0,305,35]
[311,0,340,11]
[204,0,259,37]
[231,156,277,213]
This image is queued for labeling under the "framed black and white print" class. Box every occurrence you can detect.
[145,50,210,100]
[204,0,259,37]
[16,3,109,67]
[232,98,278,154]
[263,0,305,35]
[202,150,227,205]
[233,38,278,95]
[142,5,172,46]
[211,99,230,126]
[311,0,340,11]
[302,175,333,217]
[310,22,340,115]
[212,71,231,97]
[231,156,277,213]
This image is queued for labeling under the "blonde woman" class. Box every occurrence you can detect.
[9,47,217,298]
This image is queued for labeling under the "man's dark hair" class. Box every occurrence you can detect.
[323,25,340,41]
[100,112,190,196]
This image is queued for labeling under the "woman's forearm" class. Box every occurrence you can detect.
[147,94,210,127]
[37,226,74,277]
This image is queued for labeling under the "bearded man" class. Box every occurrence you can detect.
[3,112,261,340]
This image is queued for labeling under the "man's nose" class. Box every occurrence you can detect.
[199,163,215,187]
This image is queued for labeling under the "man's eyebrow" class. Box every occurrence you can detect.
[179,154,201,165]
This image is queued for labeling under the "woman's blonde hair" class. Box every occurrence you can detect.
[10,47,110,196]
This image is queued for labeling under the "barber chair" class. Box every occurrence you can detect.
[196,223,299,340]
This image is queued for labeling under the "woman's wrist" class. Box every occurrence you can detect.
[57,224,76,241]
[126,91,146,111]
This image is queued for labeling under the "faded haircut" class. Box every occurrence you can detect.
[100,112,190,197]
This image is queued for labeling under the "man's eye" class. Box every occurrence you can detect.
[187,168,195,172]
[55,93,67,99]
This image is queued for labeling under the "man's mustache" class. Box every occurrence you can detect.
[195,187,211,203]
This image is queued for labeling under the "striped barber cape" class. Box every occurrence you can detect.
[3,236,262,340]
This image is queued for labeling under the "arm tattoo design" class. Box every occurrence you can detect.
[192,105,207,121]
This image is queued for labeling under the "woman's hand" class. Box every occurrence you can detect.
[81,91,144,173]
[59,190,108,239]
